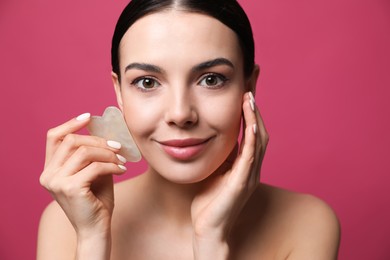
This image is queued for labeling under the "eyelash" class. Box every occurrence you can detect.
[130,73,229,92]
[198,73,229,89]
[130,76,161,92]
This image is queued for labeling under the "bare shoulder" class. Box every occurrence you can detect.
[261,184,340,231]
[233,184,340,259]
[270,186,341,259]
[37,201,76,260]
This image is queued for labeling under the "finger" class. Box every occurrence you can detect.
[240,92,265,185]
[254,104,269,161]
[254,107,269,147]
[228,93,257,188]
[75,161,127,184]
[45,113,91,166]
[59,146,127,177]
[251,95,269,182]
[239,99,247,155]
[47,134,122,171]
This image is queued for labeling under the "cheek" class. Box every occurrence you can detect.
[121,96,161,140]
[200,93,243,136]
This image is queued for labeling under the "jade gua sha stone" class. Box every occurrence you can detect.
[87,106,141,162]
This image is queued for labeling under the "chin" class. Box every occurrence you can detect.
[148,159,222,184]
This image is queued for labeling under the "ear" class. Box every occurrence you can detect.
[111,71,124,111]
[246,64,260,96]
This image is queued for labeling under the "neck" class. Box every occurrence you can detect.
[142,166,205,225]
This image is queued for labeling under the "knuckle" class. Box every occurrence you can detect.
[88,161,102,172]
[46,128,58,141]
[39,170,80,198]
[39,173,48,187]
[242,151,255,165]
[89,161,119,175]
[40,169,57,190]
[247,155,255,165]
[76,145,90,158]
[46,178,61,192]
[63,134,77,147]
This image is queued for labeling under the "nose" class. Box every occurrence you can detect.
[164,89,198,128]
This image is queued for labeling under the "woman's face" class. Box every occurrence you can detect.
[113,11,254,183]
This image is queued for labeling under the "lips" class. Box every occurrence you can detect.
[157,137,213,160]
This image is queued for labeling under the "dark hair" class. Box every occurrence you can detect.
[111,0,255,81]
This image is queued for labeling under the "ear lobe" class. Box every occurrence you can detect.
[111,71,124,111]
[246,65,260,95]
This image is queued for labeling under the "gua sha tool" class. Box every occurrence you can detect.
[87,106,141,162]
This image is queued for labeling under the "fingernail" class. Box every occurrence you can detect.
[76,113,91,121]
[116,154,127,164]
[248,92,255,111]
[107,140,121,149]
[249,91,255,103]
[249,99,255,112]
[118,164,127,171]
[252,124,257,134]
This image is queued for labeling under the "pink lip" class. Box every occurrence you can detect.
[158,138,212,160]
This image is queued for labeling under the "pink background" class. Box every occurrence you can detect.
[1,0,389,259]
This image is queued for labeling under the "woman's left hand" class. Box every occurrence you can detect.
[191,92,269,259]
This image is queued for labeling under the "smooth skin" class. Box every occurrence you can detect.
[38,11,340,260]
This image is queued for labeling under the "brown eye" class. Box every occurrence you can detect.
[205,75,218,86]
[199,73,228,89]
[131,77,161,91]
[142,78,156,89]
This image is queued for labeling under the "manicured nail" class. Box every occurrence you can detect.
[76,113,91,121]
[249,91,255,103]
[116,154,127,164]
[249,99,255,111]
[118,164,127,171]
[252,124,257,134]
[248,92,255,111]
[107,140,121,149]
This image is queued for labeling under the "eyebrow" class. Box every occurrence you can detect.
[125,63,163,73]
[192,58,234,72]
[124,58,234,74]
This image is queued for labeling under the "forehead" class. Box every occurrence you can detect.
[119,10,242,70]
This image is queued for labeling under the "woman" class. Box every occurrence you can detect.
[37,0,340,259]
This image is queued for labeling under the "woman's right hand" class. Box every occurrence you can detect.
[39,113,127,239]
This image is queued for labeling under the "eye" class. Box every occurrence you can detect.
[131,77,161,91]
[198,73,228,89]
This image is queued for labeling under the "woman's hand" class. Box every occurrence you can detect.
[39,113,127,259]
[191,92,269,259]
